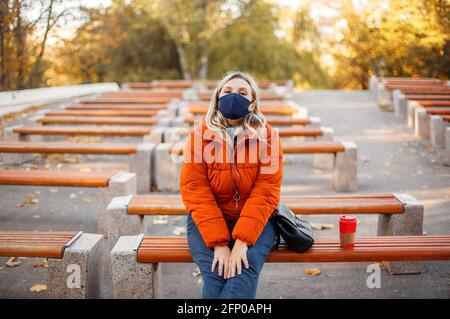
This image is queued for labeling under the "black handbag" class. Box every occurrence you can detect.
[270,203,314,253]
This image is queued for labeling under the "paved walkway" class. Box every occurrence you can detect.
[0,90,449,298]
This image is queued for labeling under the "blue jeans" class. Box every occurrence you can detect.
[186,213,277,299]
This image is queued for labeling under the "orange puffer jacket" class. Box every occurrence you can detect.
[180,118,283,248]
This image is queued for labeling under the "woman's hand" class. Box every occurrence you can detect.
[212,245,231,278]
[227,239,249,279]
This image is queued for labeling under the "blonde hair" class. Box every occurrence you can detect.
[205,71,267,141]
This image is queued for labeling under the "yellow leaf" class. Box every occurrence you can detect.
[32,260,48,268]
[6,257,21,267]
[30,284,47,292]
[304,268,321,276]
[311,223,334,230]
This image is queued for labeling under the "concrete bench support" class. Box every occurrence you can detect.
[377,194,424,274]
[407,101,420,128]
[376,83,392,108]
[313,127,335,169]
[332,142,358,192]
[111,235,160,299]
[106,195,144,249]
[130,143,155,193]
[430,115,449,149]
[393,91,408,119]
[445,127,450,166]
[415,108,430,139]
[98,172,137,235]
[47,233,103,298]
[154,143,183,192]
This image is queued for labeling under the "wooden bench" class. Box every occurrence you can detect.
[430,115,450,149]
[66,104,168,111]
[414,108,450,139]
[4,125,154,144]
[181,116,319,127]
[372,76,449,108]
[79,97,174,105]
[0,141,154,193]
[404,99,450,127]
[196,91,284,101]
[153,140,357,192]
[0,169,136,235]
[99,91,184,99]
[0,231,102,298]
[110,234,450,298]
[106,193,423,268]
[44,110,159,117]
[34,116,159,126]
[147,124,330,144]
[184,104,300,116]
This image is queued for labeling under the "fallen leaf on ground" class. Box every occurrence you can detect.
[83,197,92,203]
[153,216,168,225]
[192,267,201,277]
[171,217,182,224]
[69,193,77,199]
[30,284,47,292]
[311,223,334,230]
[304,268,321,276]
[172,227,187,236]
[6,257,21,267]
[15,203,24,208]
[33,214,40,219]
[32,260,48,268]
[49,188,59,193]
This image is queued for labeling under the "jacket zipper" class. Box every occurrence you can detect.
[230,135,240,221]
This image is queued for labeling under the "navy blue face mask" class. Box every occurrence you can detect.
[218,93,253,120]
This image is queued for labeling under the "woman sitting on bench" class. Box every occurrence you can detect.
[180,71,283,299]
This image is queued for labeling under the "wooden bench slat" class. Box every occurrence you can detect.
[136,236,450,263]
[419,101,450,107]
[13,126,151,136]
[80,98,172,104]
[185,117,311,126]
[37,116,158,126]
[405,95,450,100]
[282,141,345,153]
[0,231,78,258]
[189,106,296,116]
[127,194,404,215]
[443,115,450,122]
[66,105,167,111]
[0,141,138,155]
[425,108,450,115]
[100,91,183,99]
[0,169,118,187]
[46,110,158,117]
[197,92,284,101]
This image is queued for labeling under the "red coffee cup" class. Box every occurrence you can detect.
[339,215,357,249]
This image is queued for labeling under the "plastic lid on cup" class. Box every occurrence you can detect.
[339,215,357,223]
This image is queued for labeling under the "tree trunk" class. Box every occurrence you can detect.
[176,45,191,80]
[198,55,208,80]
